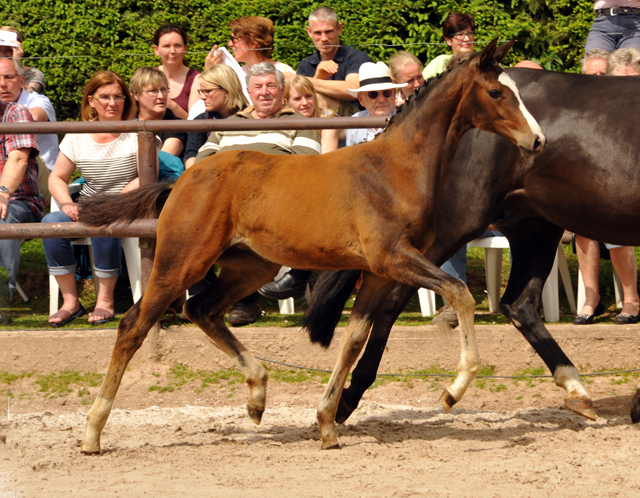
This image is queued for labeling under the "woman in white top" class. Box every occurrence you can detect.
[43,71,144,327]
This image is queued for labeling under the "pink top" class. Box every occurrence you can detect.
[594,0,640,9]
[170,68,200,113]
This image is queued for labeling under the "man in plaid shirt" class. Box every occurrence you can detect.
[0,98,44,312]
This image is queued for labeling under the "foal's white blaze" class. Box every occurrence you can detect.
[555,365,591,400]
[497,72,544,139]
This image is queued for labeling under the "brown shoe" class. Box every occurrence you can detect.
[433,304,459,328]
[228,300,262,327]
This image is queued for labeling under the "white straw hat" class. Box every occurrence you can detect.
[347,61,407,96]
[0,30,19,49]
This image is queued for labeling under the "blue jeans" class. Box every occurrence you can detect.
[0,200,39,299]
[440,231,503,283]
[42,210,121,278]
[585,14,640,52]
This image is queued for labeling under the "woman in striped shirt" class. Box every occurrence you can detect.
[44,71,145,327]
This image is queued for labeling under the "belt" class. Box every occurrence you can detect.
[595,7,640,16]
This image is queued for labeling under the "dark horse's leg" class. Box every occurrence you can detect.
[337,282,416,423]
[317,272,398,449]
[499,218,595,419]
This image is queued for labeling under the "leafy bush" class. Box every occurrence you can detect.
[1,0,594,121]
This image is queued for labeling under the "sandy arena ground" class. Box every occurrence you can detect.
[1,324,640,497]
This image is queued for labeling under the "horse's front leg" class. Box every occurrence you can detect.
[376,246,480,411]
[317,273,396,449]
[499,219,595,420]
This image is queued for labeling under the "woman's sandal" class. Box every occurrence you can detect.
[49,304,87,328]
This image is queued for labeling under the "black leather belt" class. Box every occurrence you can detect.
[596,7,640,16]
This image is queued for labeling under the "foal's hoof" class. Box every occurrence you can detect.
[321,442,341,450]
[442,389,458,412]
[80,443,101,456]
[246,403,264,424]
[564,396,596,421]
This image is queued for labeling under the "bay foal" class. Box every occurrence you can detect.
[79,40,544,453]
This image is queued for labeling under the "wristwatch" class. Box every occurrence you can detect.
[0,186,10,196]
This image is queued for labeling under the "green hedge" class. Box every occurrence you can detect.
[1,0,594,121]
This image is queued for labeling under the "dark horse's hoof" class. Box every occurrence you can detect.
[335,395,358,424]
[564,397,596,421]
[631,389,640,423]
[246,404,264,424]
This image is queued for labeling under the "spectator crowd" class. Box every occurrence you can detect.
[0,6,638,327]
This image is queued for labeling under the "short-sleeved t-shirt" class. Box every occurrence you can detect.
[0,101,44,218]
[17,89,59,171]
[59,133,139,197]
[296,44,372,81]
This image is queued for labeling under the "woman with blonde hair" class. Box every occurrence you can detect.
[183,64,249,168]
[130,66,186,159]
[389,51,424,105]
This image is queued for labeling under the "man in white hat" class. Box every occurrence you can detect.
[0,30,19,58]
[345,61,406,146]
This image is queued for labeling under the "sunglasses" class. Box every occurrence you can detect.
[366,89,394,100]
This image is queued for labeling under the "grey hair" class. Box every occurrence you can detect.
[25,66,45,93]
[581,48,610,73]
[309,6,339,27]
[0,57,24,76]
[246,62,284,88]
[606,47,640,75]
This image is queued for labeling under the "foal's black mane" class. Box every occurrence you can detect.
[384,51,475,133]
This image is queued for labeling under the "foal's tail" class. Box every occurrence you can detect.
[79,182,174,227]
[302,270,360,348]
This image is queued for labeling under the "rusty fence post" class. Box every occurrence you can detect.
[137,131,164,361]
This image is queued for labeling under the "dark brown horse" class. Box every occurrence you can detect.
[77,40,544,453]
[304,66,640,426]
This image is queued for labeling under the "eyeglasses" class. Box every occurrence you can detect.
[142,87,170,97]
[0,73,19,82]
[198,87,224,97]
[366,89,394,100]
[451,31,475,40]
[92,94,126,104]
[230,35,241,43]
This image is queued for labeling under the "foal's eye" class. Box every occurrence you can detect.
[488,89,501,99]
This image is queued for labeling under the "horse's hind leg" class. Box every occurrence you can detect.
[82,277,183,454]
[184,253,280,424]
[317,272,396,449]
[499,219,595,420]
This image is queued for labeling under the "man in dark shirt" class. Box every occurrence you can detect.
[296,6,371,114]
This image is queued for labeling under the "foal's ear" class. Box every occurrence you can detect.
[478,38,499,67]
[492,39,516,64]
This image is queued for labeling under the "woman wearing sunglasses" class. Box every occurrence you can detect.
[423,13,475,80]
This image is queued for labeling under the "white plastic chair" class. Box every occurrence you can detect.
[418,236,576,322]
[49,183,143,315]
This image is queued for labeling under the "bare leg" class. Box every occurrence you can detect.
[575,235,601,315]
[48,273,81,324]
[89,276,117,323]
[317,273,396,449]
[610,246,640,316]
